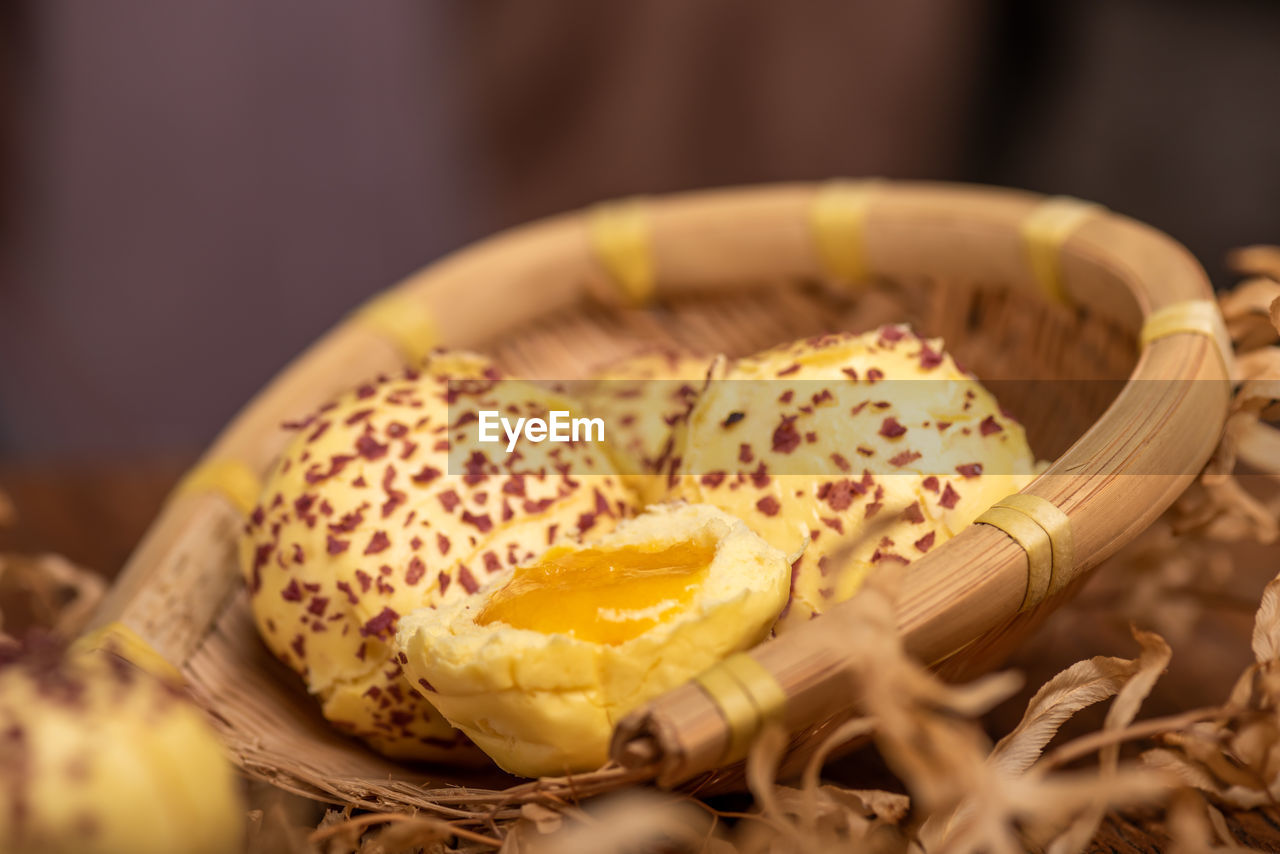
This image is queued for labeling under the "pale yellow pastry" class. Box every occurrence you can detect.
[583,347,713,505]
[395,502,790,777]
[238,351,635,760]
[0,643,244,854]
[669,326,1039,629]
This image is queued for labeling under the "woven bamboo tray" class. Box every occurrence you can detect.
[84,181,1231,812]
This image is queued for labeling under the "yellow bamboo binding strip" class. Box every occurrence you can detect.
[976,493,1075,608]
[588,197,655,306]
[811,179,881,285]
[72,621,184,685]
[176,458,262,517]
[1021,196,1104,305]
[694,652,787,763]
[1140,299,1235,376]
[354,290,440,364]
[974,506,1052,610]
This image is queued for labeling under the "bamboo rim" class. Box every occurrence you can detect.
[87,181,1230,798]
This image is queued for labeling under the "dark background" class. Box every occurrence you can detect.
[0,0,1276,465]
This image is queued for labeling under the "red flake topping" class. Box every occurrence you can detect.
[438,490,461,512]
[457,566,479,594]
[307,597,329,617]
[750,464,771,488]
[483,552,502,574]
[436,532,451,555]
[919,346,943,370]
[700,472,726,487]
[914,532,936,553]
[901,503,925,524]
[406,557,426,585]
[922,476,940,492]
[305,454,355,485]
[345,408,375,426]
[523,497,554,514]
[756,495,781,517]
[879,325,905,342]
[409,536,422,550]
[865,501,883,519]
[364,531,390,555]
[938,483,960,509]
[502,477,526,497]
[281,579,302,602]
[291,543,305,564]
[772,416,801,454]
[355,569,373,593]
[307,420,331,443]
[387,422,408,438]
[329,509,365,534]
[888,450,921,468]
[336,581,358,604]
[778,390,794,404]
[956,463,983,478]
[326,535,350,555]
[290,635,306,659]
[777,362,802,376]
[831,453,851,472]
[842,367,859,381]
[937,421,953,432]
[437,571,451,595]
[356,383,376,399]
[411,466,441,485]
[821,516,845,534]
[461,511,493,533]
[360,607,399,639]
[356,434,388,460]
[867,368,884,383]
[818,479,864,511]
[979,416,1003,436]
[739,444,754,464]
[879,417,907,438]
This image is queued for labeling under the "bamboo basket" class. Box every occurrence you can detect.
[85,181,1231,813]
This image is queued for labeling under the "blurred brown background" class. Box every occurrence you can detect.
[0,0,1279,574]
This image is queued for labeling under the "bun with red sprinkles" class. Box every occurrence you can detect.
[238,351,635,760]
[0,637,244,854]
[667,326,1041,629]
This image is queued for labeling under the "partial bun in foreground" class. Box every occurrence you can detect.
[0,640,244,854]
[668,326,1040,629]
[395,502,791,777]
[238,350,635,760]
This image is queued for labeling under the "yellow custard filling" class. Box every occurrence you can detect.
[476,538,717,644]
